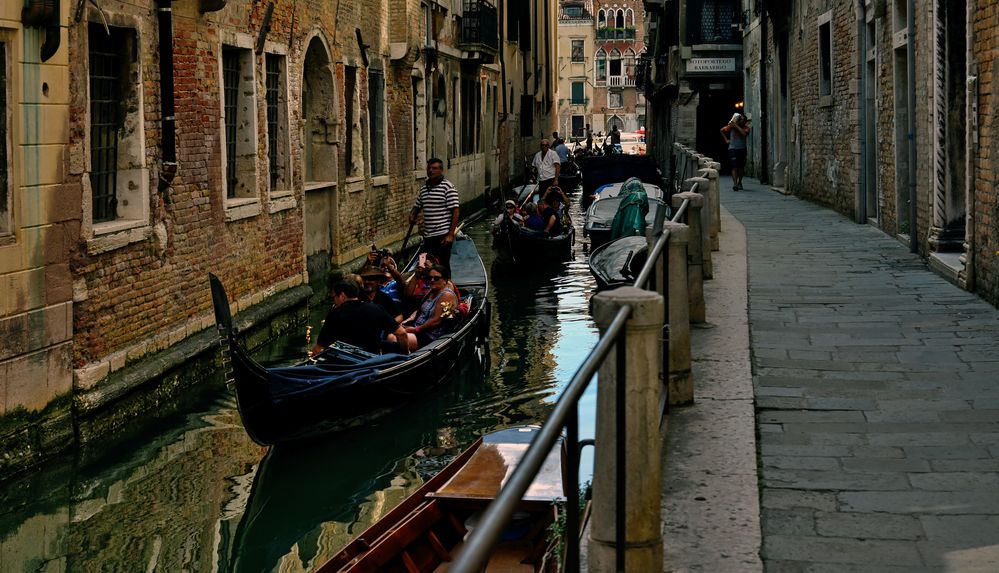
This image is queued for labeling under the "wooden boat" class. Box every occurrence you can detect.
[587,235,648,290]
[577,155,663,207]
[318,426,566,573]
[493,216,574,264]
[591,181,664,201]
[209,234,489,445]
[584,196,668,249]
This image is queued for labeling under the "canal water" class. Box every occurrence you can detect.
[0,197,601,572]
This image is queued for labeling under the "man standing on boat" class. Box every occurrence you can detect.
[410,158,460,271]
[530,139,561,203]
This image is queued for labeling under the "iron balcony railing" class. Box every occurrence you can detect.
[460,0,499,51]
[449,181,698,572]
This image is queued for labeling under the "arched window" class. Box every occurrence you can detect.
[625,9,634,28]
[608,48,621,85]
[616,9,624,28]
[303,35,337,183]
[624,48,636,85]
[594,49,607,84]
[597,10,606,28]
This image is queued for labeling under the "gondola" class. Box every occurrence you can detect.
[493,216,574,264]
[583,196,668,249]
[587,235,648,290]
[209,234,489,445]
[577,154,663,207]
[317,426,566,573]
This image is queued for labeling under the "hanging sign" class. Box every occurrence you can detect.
[686,57,736,73]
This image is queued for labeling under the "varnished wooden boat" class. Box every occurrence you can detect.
[318,426,566,573]
[209,234,489,445]
[493,217,574,264]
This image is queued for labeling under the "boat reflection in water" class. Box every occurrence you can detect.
[225,359,486,573]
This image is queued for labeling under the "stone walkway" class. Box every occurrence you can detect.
[721,177,999,572]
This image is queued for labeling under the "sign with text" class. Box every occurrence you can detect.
[686,57,736,73]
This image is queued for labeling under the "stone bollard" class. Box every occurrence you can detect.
[684,176,713,280]
[672,192,706,323]
[662,221,693,405]
[687,154,701,185]
[698,166,721,251]
[589,287,664,573]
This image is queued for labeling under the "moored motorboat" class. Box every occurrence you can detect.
[583,197,668,249]
[209,234,489,445]
[317,426,566,573]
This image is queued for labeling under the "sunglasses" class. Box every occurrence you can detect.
[428,275,444,282]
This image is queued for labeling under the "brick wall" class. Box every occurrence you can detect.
[973,0,999,305]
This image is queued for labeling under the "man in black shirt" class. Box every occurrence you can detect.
[360,268,404,322]
[312,281,409,356]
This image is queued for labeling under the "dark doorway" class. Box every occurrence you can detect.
[695,85,742,173]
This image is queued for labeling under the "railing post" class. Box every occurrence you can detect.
[662,221,693,405]
[589,288,664,573]
[672,192,705,324]
[684,176,713,280]
[698,165,721,251]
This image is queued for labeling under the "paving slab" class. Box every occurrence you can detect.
[720,176,999,570]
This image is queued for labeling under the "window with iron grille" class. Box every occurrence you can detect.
[222,48,241,198]
[368,69,385,176]
[345,65,357,175]
[0,42,9,236]
[89,25,123,222]
[686,0,740,44]
[265,54,281,190]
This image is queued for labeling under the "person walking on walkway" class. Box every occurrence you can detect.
[410,157,460,271]
[531,139,561,202]
[721,112,750,190]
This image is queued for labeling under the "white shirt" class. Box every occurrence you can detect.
[532,149,561,181]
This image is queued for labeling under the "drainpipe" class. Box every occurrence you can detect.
[157,0,178,185]
[21,0,61,62]
[856,0,866,222]
[500,0,507,115]
[906,0,916,252]
[758,0,769,184]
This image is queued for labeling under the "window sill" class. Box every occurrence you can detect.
[87,219,151,255]
[0,233,15,248]
[819,95,834,108]
[225,198,262,222]
[304,180,337,193]
[345,176,366,193]
[269,191,297,214]
[371,175,390,188]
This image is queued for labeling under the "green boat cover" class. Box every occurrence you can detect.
[609,177,650,240]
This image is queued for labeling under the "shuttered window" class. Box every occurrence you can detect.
[89,25,123,222]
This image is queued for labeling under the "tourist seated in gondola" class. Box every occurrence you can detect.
[537,195,565,237]
[402,264,459,351]
[360,268,404,323]
[312,281,409,356]
[523,202,545,232]
[542,185,571,224]
[492,199,524,236]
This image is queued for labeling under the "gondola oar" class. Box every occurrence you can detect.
[399,221,416,254]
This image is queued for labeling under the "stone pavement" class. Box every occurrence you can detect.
[718,175,999,572]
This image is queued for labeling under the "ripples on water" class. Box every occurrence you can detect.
[0,197,600,573]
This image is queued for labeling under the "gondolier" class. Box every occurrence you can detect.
[410,158,460,270]
[530,139,561,203]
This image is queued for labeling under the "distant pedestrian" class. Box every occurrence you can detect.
[585,123,594,152]
[609,124,622,153]
[721,113,751,190]
[410,158,460,271]
[531,139,562,201]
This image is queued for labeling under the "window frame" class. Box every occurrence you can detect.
[218,35,260,218]
[368,67,386,176]
[571,39,585,63]
[264,50,292,195]
[84,20,152,246]
[570,81,585,104]
[818,10,834,102]
[0,38,12,239]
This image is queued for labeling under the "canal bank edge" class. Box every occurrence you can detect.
[0,281,312,483]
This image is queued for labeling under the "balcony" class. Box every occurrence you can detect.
[596,27,637,41]
[459,0,498,60]
[608,75,636,87]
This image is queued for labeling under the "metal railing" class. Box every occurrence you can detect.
[450,182,698,571]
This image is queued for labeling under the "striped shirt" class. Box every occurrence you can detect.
[414,177,459,238]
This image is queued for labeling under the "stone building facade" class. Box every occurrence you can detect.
[742,0,999,308]
[556,0,647,140]
[1,0,556,477]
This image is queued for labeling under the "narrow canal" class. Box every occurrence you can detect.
[0,198,600,572]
